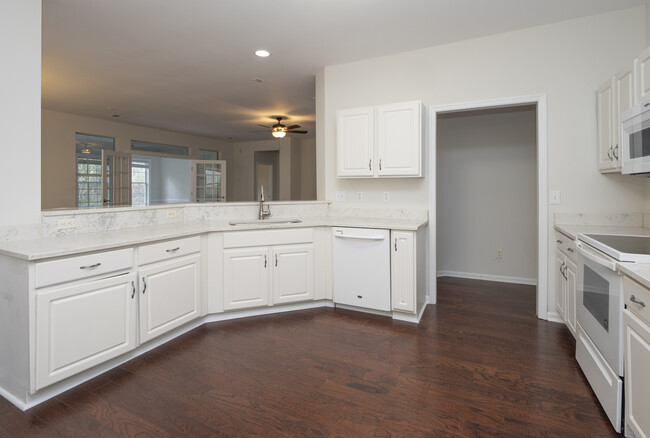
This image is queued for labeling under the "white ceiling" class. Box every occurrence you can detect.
[42,0,645,142]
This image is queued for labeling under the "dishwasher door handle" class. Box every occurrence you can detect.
[334,233,386,241]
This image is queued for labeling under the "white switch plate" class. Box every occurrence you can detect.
[383,192,390,202]
[166,211,177,218]
[496,249,503,259]
[549,190,561,205]
[56,218,76,230]
[356,192,363,201]
[335,191,346,202]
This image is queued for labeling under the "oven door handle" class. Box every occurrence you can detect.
[575,241,617,271]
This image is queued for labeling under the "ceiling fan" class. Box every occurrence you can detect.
[257,116,308,138]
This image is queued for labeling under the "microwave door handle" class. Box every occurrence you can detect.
[575,241,617,271]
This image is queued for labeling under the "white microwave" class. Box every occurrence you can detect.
[621,102,650,175]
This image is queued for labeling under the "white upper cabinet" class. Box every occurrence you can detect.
[597,77,616,172]
[337,101,422,178]
[637,46,650,103]
[337,107,374,177]
[377,101,422,177]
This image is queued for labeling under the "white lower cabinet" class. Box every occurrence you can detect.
[555,249,567,321]
[138,254,201,344]
[391,231,415,313]
[223,244,314,310]
[624,276,650,438]
[35,273,138,390]
[555,234,577,337]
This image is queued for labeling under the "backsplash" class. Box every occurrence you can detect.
[554,212,646,227]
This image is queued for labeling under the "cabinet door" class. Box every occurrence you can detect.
[597,78,616,172]
[377,101,422,177]
[336,107,374,177]
[391,231,416,313]
[637,46,650,103]
[272,244,314,305]
[35,273,137,390]
[555,250,566,321]
[624,309,650,438]
[139,255,201,344]
[613,64,635,170]
[223,247,270,310]
[565,258,577,336]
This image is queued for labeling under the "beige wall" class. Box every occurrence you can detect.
[0,1,41,226]
[41,110,233,209]
[319,7,650,315]
[437,106,537,283]
[299,139,317,200]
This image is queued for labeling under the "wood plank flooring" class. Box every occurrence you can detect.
[0,277,619,437]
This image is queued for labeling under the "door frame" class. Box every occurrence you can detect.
[428,94,548,320]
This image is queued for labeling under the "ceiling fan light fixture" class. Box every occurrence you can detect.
[272,127,286,138]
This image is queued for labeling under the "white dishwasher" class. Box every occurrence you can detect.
[332,227,391,311]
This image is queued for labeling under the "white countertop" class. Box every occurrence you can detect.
[0,216,427,261]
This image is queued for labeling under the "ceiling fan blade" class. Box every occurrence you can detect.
[287,130,308,134]
[257,124,272,128]
[286,124,301,130]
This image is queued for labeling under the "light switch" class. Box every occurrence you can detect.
[549,190,561,205]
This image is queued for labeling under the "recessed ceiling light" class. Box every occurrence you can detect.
[253,77,263,83]
[255,49,270,58]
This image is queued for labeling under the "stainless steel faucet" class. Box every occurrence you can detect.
[259,192,271,220]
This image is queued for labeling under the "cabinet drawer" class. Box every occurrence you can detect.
[555,232,577,261]
[224,228,313,248]
[624,276,650,325]
[139,236,200,265]
[35,248,134,289]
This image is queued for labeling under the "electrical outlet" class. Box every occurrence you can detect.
[56,218,76,230]
[496,249,503,259]
[356,192,363,202]
[166,211,177,218]
[383,192,390,202]
[335,191,346,202]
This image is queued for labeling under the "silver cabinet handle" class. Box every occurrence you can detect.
[567,248,574,253]
[142,277,147,294]
[394,238,397,252]
[80,262,101,270]
[556,240,563,244]
[613,144,619,160]
[131,281,136,299]
[630,295,646,307]
[379,159,382,170]
[275,254,278,267]
[264,254,267,268]
[607,146,613,161]
[368,159,372,171]
[166,247,180,253]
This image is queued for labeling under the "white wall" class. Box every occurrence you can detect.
[437,106,537,283]
[0,1,41,226]
[299,139,317,200]
[41,110,233,209]
[229,138,292,202]
[319,7,649,316]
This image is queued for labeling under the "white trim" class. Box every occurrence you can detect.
[428,93,548,320]
[546,311,564,324]
[437,271,537,286]
[334,303,393,318]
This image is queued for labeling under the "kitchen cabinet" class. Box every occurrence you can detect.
[637,46,650,103]
[222,228,315,311]
[623,276,650,438]
[391,231,416,313]
[597,64,636,173]
[35,272,138,390]
[337,101,422,178]
[555,233,576,336]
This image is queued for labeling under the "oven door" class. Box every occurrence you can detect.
[576,241,624,376]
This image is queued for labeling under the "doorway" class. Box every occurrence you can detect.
[254,151,279,201]
[428,95,548,319]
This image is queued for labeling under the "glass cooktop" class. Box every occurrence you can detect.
[579,233,650,262]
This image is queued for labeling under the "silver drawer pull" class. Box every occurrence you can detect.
[80,262,101,270]
[556,240,562,244]
[567,248,574,253]
[166,247,180,253]
[630,295,646,307]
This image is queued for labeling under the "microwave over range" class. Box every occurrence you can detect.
[621,102,650,175]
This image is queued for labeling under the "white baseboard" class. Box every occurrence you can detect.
[546,311,564,324]
[437,270,537,286]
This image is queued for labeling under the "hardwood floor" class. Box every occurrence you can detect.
[0,277,619,437]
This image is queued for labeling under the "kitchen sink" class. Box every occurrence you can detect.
[228,219,303,226]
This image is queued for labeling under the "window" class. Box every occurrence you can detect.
[131,159,151,206]
[131,140,188,156]
[199,149,219,160]
[75,133,114,208]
